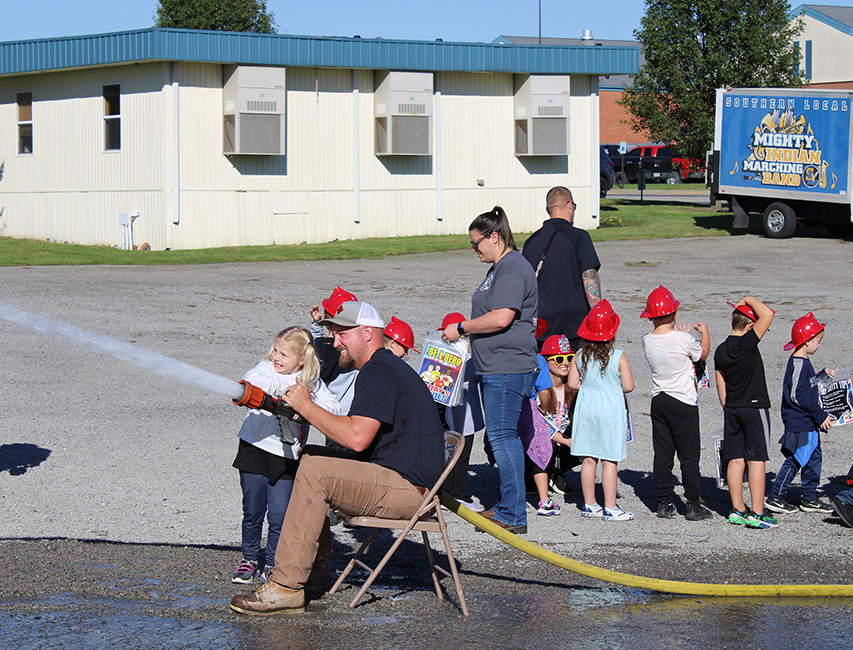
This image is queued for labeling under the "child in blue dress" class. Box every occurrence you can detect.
[568,300,635,521]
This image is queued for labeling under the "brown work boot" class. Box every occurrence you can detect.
[305,563,332,595]
[229,580,305,615]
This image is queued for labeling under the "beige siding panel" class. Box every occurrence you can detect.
[799,18,853,85]
[0,63,171,247]
[176,65,357,247]
[436,72,599,235]
[0,191,166,247]
[2,62,601,249]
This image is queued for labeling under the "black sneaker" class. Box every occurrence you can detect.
[765,495,798,514]
[656,502,676,519]
[800,498,834,514]
[685,503,713,521]
[831,496,853,528]
[231,558,258,584]
[549,474,567,496]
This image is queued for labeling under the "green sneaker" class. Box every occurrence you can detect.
[727,508,749,525]
[746,509,779,529]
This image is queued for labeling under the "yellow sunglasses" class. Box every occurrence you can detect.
[546,354,573,365]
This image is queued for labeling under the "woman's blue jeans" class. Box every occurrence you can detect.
[239,471,293,567]
[480,370,538,527]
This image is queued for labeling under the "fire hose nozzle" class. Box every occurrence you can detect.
[233,380,273,410]
[233,380,303,423]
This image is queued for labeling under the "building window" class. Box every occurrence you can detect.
[103,84,121,151]
[17,92,33,155]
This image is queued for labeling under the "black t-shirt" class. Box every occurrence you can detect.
[348,348,445,488]
[521,219,601,342]
[713,329,771,409]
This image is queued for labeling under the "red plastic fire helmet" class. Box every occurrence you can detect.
[541,334,573,356]
[784,312,826,351]
[385,316,420,353]
[439,312,466,330]
[727,301,757,322]
[577,299,621,341]
[641,285,680,319]
[322,286,357,317]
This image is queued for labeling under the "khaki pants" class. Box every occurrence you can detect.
[269,445,425,589]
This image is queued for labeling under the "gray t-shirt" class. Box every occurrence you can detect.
[470,250,539,375]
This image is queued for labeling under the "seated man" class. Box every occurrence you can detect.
[230,301,445,615]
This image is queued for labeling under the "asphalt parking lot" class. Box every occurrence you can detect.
[1,233,852,647]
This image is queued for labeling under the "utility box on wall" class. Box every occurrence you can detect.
[223,66,286,155]
[514,75,570,156]
[374,71,433,155]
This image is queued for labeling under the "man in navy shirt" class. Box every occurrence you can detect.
[521,186,601,350]
[230,301,444,615]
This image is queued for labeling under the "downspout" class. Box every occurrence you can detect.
[435,72,443,223]
[172,62,180,227]
[352,69,361,224]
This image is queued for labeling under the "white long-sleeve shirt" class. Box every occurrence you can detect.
[237,360,341,459]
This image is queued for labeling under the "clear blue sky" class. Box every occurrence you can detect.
[0,2,847,44]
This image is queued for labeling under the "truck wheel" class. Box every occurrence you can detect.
[665,172,682,184]
[614,172,627,187]
[600,174,612,198]
[762,202,797,238]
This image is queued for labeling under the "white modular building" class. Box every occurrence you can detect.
[0,29,638,250]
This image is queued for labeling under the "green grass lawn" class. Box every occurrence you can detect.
[0,199,738,267]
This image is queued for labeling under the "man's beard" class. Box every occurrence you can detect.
[338,348,355,370]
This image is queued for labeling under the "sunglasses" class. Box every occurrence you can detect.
[546,354,573,365]
[469,233,491,251]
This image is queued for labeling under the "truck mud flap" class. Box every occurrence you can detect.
[731,196,749,229]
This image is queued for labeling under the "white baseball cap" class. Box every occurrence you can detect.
[318,300,385,329]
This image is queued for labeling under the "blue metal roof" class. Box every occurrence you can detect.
[0,28,639,77]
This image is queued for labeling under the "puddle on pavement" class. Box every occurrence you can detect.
[3,588,852,649]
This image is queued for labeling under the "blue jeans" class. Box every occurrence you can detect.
[480,371,538,527]
[771,439,822,502]
[239,471,293,567]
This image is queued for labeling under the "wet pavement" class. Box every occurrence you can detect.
[2,538,853,650]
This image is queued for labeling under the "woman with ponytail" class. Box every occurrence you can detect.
[442,206,539,534]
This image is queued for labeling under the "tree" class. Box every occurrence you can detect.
[154,0,276,33]
[620,0,804,160]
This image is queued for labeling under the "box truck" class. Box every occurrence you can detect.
[709,87,853,238]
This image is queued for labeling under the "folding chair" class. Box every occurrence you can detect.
[329,431,469,616]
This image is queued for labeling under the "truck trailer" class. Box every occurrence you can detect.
[709,87,853,238]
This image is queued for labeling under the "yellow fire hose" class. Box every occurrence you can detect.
[441,494,853,597]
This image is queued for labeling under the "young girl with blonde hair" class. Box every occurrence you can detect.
[231,326,340,584]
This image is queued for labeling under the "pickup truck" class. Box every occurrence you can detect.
[612,145,705,185]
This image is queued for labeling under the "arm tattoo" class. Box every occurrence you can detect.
[582,268,602,306]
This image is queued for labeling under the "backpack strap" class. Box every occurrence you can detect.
[534,223,570,279]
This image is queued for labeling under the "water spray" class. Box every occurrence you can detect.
[0,301,298,430]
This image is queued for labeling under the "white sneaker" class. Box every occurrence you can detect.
[581,503,603,518]
[602,506,634,521]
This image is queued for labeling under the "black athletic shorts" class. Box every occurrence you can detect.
[723,407,770,462]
